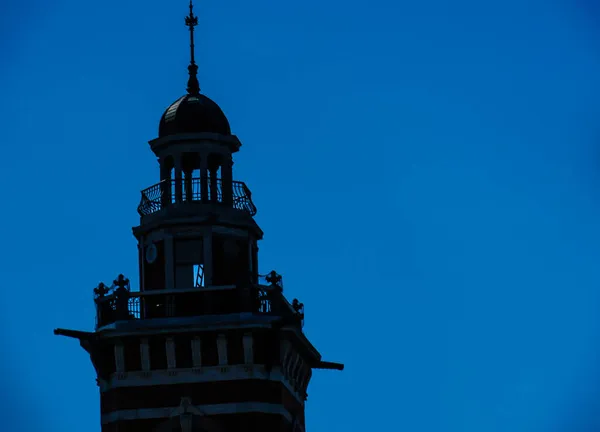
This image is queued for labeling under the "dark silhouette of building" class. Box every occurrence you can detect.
[54,2,343,431]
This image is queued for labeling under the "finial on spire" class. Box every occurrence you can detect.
[185,0,200,95]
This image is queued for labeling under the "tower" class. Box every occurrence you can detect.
[54,2,343,431]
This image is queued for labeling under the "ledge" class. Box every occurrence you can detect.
[96,312,281,336]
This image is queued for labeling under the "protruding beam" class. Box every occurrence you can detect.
[53,328,95,340]
[313,361,344,371]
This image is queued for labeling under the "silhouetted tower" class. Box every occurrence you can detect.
[54,2,342,431]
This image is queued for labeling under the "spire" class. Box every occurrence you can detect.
[185,0,200,95]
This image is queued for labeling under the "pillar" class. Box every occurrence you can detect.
[160,159,172,207]
[192,337,202,368]
[166,337,176,369]
[222,157,233,206]
[139,236,145,293]
[243,333,254,364]
[209,165,219,203]
[140,338,150,371]
[174,156,183,203]
[114,343,125,374]
[183,167,193,202]
[253,245,259,284]
[217,334,228,366]
[200,154,208,203]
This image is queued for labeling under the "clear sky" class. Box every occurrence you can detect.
[1,0,600,430]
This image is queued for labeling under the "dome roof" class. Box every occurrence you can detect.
[158,93,231,137]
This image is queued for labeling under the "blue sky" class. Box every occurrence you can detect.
[1,0,600,430]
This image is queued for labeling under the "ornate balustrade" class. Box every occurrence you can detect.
[93,272,304,330]
[137,177,256,217]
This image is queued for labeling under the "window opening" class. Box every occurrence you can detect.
[193,264,204,287]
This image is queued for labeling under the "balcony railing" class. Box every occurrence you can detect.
[137,177,256,217]
[94,275,304,330]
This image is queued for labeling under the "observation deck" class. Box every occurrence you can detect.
[94,273,305,331]
[138,177,256,217]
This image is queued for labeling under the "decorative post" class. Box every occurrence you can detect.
[113,274,130,321]
[94,282,111,328]
[266,270,283,315]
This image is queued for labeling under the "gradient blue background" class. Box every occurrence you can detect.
[1,0,600,430]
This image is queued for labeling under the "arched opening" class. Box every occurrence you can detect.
[182,152,200,201]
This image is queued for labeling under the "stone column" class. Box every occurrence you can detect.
[183,167,193,202]
[114,343,125,374]
[299,364,311,397]
[140,338,150,371]
[222,157,233,206]
[192,337,202,368]
[166,337,176,369]
[289,353,301,386]
[217,334,228,366]
[209,164,219,203]
[160,158,173,206]
[247,239,258,284]
[292,357,304,390]
[174,155,183,203]
[200,153,209,203]
[243,333,254,365]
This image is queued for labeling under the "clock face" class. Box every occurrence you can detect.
[146,244,158,264]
